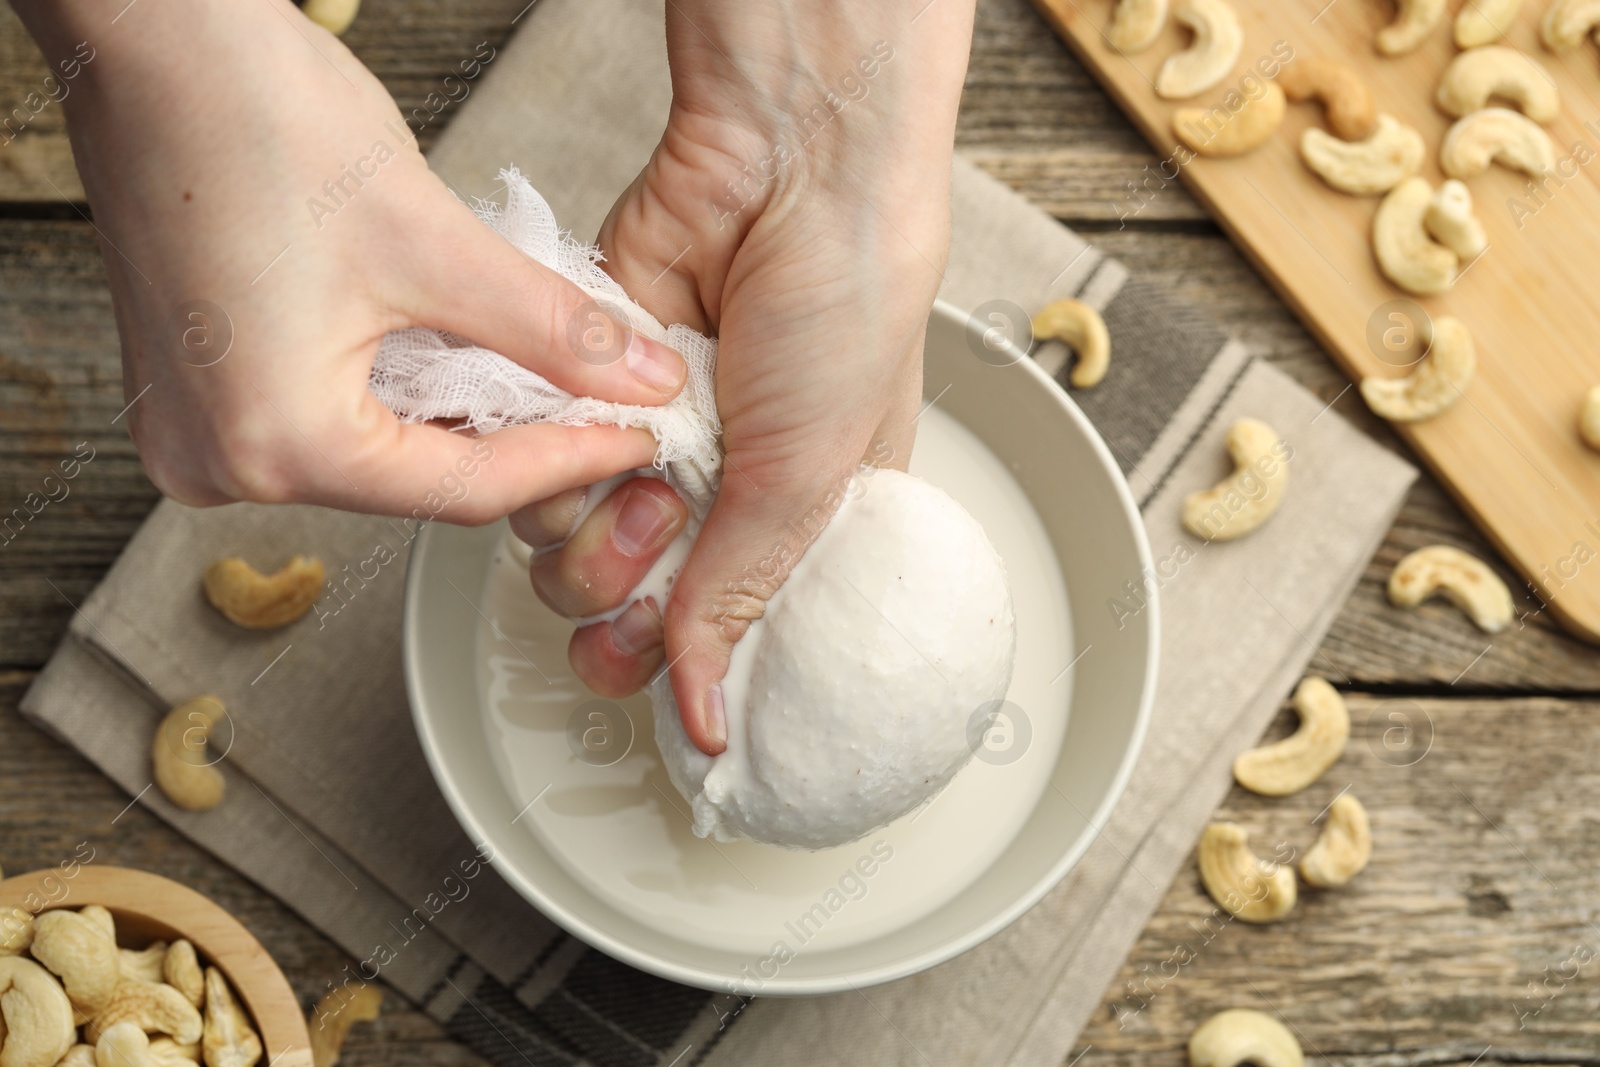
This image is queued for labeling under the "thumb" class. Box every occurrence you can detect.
[402,192,688,406]
[662,469,837,756]
[662,374,921,756]
[661,437,910,755]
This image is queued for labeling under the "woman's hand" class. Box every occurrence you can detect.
[11,0,685,521]
[515,0,977,752]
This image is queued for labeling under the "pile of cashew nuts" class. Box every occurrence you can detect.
[1100,0,1600,447]
[0,903,258,1067]
[0,836,377,1066]
[0,556,384,1062]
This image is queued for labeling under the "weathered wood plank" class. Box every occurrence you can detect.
[0,218,159,668]
[1076,693,1600,1066]
[0,0,536,203]
[0,0,1201,219]
[961,0,1211,221]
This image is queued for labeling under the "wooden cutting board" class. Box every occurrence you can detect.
[1031,0,1600,643]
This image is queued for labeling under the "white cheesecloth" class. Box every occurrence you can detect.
[368,168,723,514]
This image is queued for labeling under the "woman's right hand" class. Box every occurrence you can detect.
[11,0,685,521]
[513,477,691,697]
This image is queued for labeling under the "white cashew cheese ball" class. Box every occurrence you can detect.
[651,468,1016,850]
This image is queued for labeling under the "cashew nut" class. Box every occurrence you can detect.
[1457,0,1522,45]
[1360,316,1476,422]
[1388,544,1514,632]
[200,968,261,1067]
[0,910,32,957]
[1424,180,1488,261]
[57,1047,96,1067]
[30,912,120,1016]
[1542,0,1600,48]
[1232,677,1349,796]
[1032,299,1111,388]
[116,944,167,987]
[1197,823,1297,922]
[1107,0,1169,52]
[302,0,360,35]
[84,981,202,1047]
[1436,46,1560,123]
[0,956,77,1067]
[161,943,202,1011]
[151,698,226,813]
[1440,107,1556,177]
[203,556,324,630]
[1300,794,1373,888]
[1156,0,1242,99]
[147,1040,200,1067]
[1188,1008,1304,1067]
[1373,177,1458,295]
[1579,385,1600,451]
[1181,419,1289,541]
[95,1022,156,1067]
[1173,81,1287,157]
[1376,0,1447,54]
[1279,58,1376,140]
[77,910,114,946]
[1300,113,1424,194]
[308,983,383,1067]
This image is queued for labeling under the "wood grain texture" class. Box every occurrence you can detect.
[1030,0,1600,645]
[0,0,536,203]
[1075,694,1600,1066]
[1,0,1210,216]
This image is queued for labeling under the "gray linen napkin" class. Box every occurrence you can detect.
[22,1,1416,1064]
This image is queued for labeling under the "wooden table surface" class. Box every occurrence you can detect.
[2,1,1596,1064]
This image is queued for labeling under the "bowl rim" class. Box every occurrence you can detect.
[403,297,1159,995]
[0,864,313,1063]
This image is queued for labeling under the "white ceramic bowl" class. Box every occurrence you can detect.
[404,299,1158,994]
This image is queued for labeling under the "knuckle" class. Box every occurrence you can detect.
[533,278,587,363]
[511,488,587,549]
[207,445,295,504]
[442,495,502,527]
[667,585,766,650]
[202,409,317,505]
[530,552,626,619]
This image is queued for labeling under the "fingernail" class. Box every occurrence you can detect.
[612,486,679,557]
[704,683,727,749]
[610,600,662,657]
[625,335,684,393]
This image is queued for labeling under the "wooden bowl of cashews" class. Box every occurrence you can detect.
[0,865,311,1067]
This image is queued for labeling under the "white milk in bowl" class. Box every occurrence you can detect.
[475,405,1071,956]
